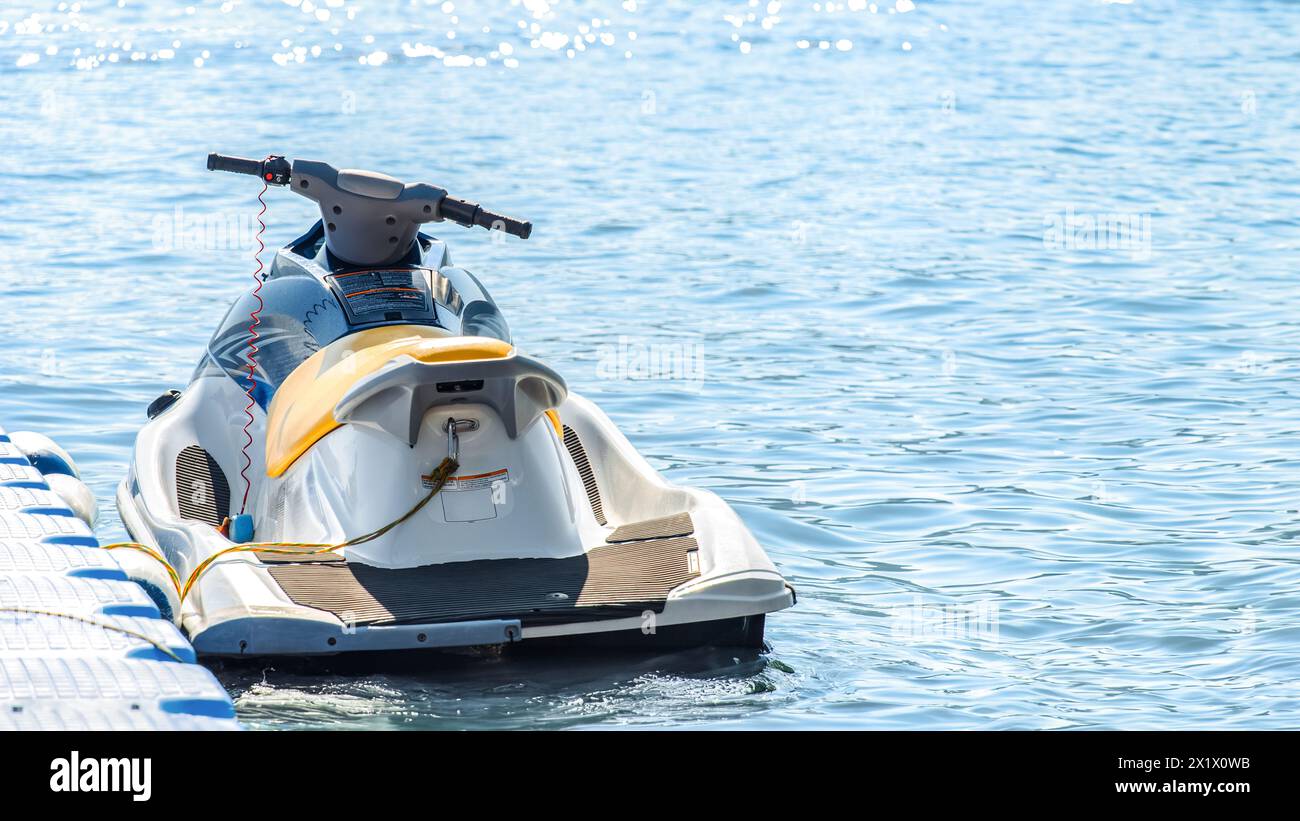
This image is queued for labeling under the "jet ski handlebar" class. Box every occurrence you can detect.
[438,194,532,239]
[207,152,292,185]
[205,152,532,244]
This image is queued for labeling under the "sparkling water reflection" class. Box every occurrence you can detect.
[2,0,1299,729]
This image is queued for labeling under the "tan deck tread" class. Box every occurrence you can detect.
[266,536,700,627]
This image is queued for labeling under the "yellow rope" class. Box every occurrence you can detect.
[101,542,183,600]
[0,607,185,662]
[100,456,459,609]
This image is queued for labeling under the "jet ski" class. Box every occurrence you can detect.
[115,152,794,658]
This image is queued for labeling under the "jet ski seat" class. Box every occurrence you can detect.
[265,324,567,477]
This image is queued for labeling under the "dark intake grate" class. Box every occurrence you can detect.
[175,445,231,526]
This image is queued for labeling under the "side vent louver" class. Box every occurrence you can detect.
[561,425,606,525]
[175,445,231,526]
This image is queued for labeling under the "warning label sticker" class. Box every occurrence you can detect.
[422,467,509,491]
[329,269,432,317]
[429,468,509,523]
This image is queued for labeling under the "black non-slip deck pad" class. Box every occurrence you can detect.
[605,512,694,543]
[255,551,345,564]
[266,536,701,627]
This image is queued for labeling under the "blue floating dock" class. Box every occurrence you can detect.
[0,425,240,731]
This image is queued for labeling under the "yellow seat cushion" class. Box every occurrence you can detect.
[265,325,513,478]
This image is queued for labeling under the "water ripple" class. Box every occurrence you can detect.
[3,0,1300,729]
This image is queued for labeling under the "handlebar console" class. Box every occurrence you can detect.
[206,152,531,266]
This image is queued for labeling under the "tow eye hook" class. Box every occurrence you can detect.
[444,417,477,463]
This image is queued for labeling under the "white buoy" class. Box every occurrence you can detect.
[44,472,98,528]
[8,430,80,478]
[112,548,181,624]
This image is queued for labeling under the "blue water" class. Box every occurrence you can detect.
[3,0,1300,729]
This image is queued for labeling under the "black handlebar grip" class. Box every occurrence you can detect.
[440,195,532,239]
[476,209,532,239]
[206,153,264,176]
[438,196,479,226]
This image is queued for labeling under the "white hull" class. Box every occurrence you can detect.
[119,378,793,657]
